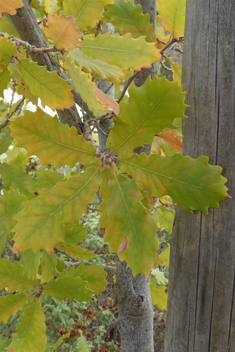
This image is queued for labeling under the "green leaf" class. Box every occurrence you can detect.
[44,276,93,301]
[0,259,38,293]
[107,76,187,157]
[119,153,228,213]
[67,60,107,117]
[0,293,28,323]
[62,0,113,31]
[0,163,37,200]
[36,168,65,190]
[68,49,125,83]
[0,233,7,254]
[12,166,101,253]
[153,207,174,233]
[7,297,47,352]
[101,173,158,276]
[17,59,74,110]
[150,278,167,309]
[40,251,58,283]
[60,263,107,294]
[19,249,43,279]
[158,0,186,38]
[63,221,87,245]
[80,32,161,70]
[11,108,96,168]
[56,243,97,260]
[104,0,156,42]
[0,16,19,37]
[0,126,13,155]
[0,189,27,238]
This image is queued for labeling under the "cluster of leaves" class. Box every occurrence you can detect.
[0,0,228,351]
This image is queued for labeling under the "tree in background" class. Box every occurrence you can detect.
[0,0,228,351]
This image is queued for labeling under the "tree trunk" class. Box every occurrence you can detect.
[165,1,235,351]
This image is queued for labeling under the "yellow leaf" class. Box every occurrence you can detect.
[42,13,82,52]
[158,0,186,38]
[95,86,120,116]
[0,0,24,18]
[168,57,182,85]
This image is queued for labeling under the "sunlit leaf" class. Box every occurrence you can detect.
[0,15,19,37]
[0,37,17,66]
[68,49,125,83]
[0,67,10,98]
[150,278,167,309]
[0,0,24,19]
[168,57,182,85]
[157,246,170,267]
[0,293,28,323]
[0,163,37,200]
[158,0,186,38]
[107,76,187,157]
[151,268,168,286]
[12,167,101,253]
[104,0,156,42]
[17,59,74,110]
[62,0,113,31]
[76,331,89,352]
[0,259,38,292]
[80,32,161,70]
[11,108,96,168]
[42,13,82,52]
[7,297,47,352]
[44,276,93,301]
[119,153,228,213]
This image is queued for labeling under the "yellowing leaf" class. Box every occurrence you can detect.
[95,86,120,116]
[119,153,228,214]
[40,251,58,283]
[101,174,159,276]
[56,243,97,260]
[42,13,82,52]
[157,130,182,153]
[17,59,74,111]
[150,278,168,309]
[19,249,43,279]
[11,108,97,168]
[62,0,113,31]
[157,246,170,267]
[7,297,47,352]
[80,32,161,70]
[104,0,156,42]
[67,60,108,117]
[107,76,187,158]
[12,167,101,253]
[158,0,186,38]
[44,276,93,301]
[68,49,125,83]
[0,126,13,154]
[0,0,24,18]
[0,294,28,323]
[36,168,65,190]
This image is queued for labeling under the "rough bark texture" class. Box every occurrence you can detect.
[165,1,235,351]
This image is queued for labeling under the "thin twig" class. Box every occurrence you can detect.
[160,61,172,71]
[0,32,64,54]
[117,70,142,103]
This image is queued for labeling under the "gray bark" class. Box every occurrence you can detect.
[165,1,235,351]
